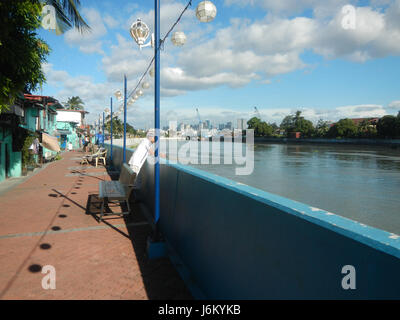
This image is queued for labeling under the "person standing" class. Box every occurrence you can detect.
[128,129,165,190]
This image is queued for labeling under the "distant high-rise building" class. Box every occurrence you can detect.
[225,122,233,130]
[218,123,225,130]
[237,118,247,130]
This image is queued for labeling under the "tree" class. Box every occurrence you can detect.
[247,117,261,130]
[280,111,314,137]
[315,119,330,137]
[104,117,137,138]
[0,1,50,112]
[0,0,90,113]
[280,115,294,133]
[247,117,273,137]
[357,120,377,138]
[377,115,399,138]
[66,96,84,110]
[327,119,358,138]
[43,0,90,34]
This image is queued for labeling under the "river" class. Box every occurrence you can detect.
[164,141,400,235]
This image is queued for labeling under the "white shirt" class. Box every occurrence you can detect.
[128,138,152,173]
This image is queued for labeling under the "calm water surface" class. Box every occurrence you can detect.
[166,142,400,235]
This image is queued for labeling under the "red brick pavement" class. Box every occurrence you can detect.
[0,151,192,300]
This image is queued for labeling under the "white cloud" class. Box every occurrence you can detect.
[104,14,120,29]
[64,8,108,55]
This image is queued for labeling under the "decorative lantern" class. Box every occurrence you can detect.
[171,31,186,46]
[128,97,135,106]
[129,18,150,47]
[196,1,217,23]
[142,81,150,89]
[149,66,155,77]
[114,90,122,101]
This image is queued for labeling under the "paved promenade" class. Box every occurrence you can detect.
[0,151,192,300]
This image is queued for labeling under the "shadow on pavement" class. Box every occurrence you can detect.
[84,165,193,300]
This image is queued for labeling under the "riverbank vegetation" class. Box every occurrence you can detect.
[104,117,145,138]
[247,110,400,139]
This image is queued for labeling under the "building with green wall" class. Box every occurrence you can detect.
[0,94,61,183]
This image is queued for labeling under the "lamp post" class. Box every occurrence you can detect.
[129,0,217,241]
[102,112,105,148]
[110,97,113,164]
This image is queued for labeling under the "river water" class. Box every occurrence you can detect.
[164,141,400,235]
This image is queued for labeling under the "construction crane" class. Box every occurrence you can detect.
[254,106,262,119]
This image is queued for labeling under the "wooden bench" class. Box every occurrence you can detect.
[80,147,106,166]
[97,163,137,222]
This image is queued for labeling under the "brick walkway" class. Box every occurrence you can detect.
[0,151,192,300]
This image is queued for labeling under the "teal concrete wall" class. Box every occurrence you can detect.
[0,128,22,182]
[19,107,38,133]
[105,144,400,299]
[56,122,80,149]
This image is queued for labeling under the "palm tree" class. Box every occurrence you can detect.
[66,96,85,110]
[42,0,91,34]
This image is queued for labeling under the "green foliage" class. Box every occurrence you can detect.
[66,96,84,110]
[280,111,315,137]
[315,119,330,137]
[21,134,36,168]
[44,0,91,34]
[0,0,50,112]
[280,115,294,133]
[104,117,138,138]
[247,117,273,137]
[357,120,377,138]
[327,119,358,138]
[376,115,400,138]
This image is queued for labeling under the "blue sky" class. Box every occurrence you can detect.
[36,0,400,129]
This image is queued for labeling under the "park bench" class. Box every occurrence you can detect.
[96,163,136,222]
[80,147,106,167]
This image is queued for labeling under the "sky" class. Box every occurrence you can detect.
[36,0,400,129]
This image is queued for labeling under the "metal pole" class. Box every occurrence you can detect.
[110,97,113,164]
[123,74,127,163]
[102,112,105,148]
[154,0,160,226]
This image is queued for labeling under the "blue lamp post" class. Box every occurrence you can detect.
[123,75,127,163]
[102,112,105,148]
[110,97,113,164]
[128,0,217,241]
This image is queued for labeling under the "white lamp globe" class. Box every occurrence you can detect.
[171,31,186,46]
[114,90,122,101]
[149,66,155,77]
[142,81,150,89]
[136,89,143,96]
[196,1,217,23]
[134,94,139,99]
[130,18,150,46]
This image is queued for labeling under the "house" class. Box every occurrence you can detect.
[0,93,61,182]
[23,94,60,161]
[55,109,89,150]
[0,94,26,182]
